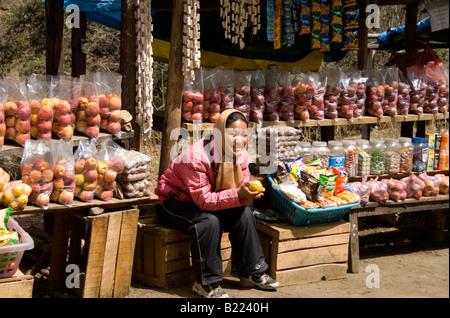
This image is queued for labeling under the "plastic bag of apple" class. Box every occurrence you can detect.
[234,70,251,121]
[397,71,411,116]
[249,69,265,125]
[93,71,123,135]
[74,77,101,138]
[380,67,399,117]
[0,87,6,147]
[51,76,77,140]
[73,139,98,202]
[218,68,235,114]
[202,68,221,123]
[2,77,31,146]
[20,139,54,209]
[406,65,426,117]
[277,70,295,122]
[365,68,385,118]
[94,140,124,201]
[425,63,448,114]
[182,69,204,123]
[1,167,33,211]
[321,65,340,121]
[26,74,54,140]
[292,70,312,122]
[263,67,280,122]
[50,140,76,206]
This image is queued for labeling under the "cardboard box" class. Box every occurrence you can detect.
[426,134,436,171]
[434,134,442,170]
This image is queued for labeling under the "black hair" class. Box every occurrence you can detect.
[226,111,249,128]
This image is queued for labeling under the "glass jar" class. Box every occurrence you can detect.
[298,141,314,164]
[311,141,330,167]
[370,139,386,175]
[328,140,346,169]
[384,138,401,174]
[343,140,358,178]
[412,137,428,172]
[355,139,372,176]
[398,137,414,173]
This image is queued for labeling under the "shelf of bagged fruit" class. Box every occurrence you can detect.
[181,112,449,132]
[0,130,134,157]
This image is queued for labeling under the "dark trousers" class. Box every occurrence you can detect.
[155,199,268,286]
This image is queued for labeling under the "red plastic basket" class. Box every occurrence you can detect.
[0,217,34,279]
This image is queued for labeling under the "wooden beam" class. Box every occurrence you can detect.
[71,11,87,77]
[120,0,140,151]
[45,0,65,75]
[404,0,419,52]
[158,0,184,177]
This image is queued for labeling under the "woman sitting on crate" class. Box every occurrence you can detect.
[155,109,279,298]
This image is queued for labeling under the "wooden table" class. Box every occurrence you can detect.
[348,194,449,273]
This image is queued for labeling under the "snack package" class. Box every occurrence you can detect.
[203,67,222,123]
[73,139,98,202]
[182,68,204,123]
[397,71,411,116]
[322,64,341,120]
[264,67,280,121]
[93,71,123,136]
[365,68,385,118]
[301,200,320,209]
[283,0,296,47]
[407,65,426,117]
[380,67,399,117]
[234,71,252,121]
[336,189,360,204]
[292,70,312,122]
[267,0,275,42]
[401,174,425,200]
[278,70,295,122]
[20,139,54,209]
[51,76,76,140]
[218,68,235,113]
[333,166,348,194]
[279,183,307,204]
[342,26,359,50]
[0,181,32,211]
[74,77,101,138]
[319,173,337,197]
[331,0,343,44]
[50,140,75,206]
[299,0,312,35]
[2,77,31,146]
[299,170,324,202]
[27,74,54,140]
[250,70,266,125]
[0,230,19,247]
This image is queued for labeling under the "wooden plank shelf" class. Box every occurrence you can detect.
[182,113,449,132]
[10,194,159,216]
[0,130,135,157]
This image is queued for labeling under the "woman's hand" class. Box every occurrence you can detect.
[237,182,265,200]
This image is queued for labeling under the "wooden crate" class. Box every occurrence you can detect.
[132,217,232,290]
[0,270,34,298]
[49,208,139,298]
[256,219,350,287]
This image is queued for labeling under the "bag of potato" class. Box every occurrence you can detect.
[73,139,98,202]
[20,139,54,209]
[50,140,75,206]
[116,149,153,198]
[95,139,125,201]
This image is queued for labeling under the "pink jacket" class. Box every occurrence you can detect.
[155,137,251,211]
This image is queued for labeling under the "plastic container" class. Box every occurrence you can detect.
[370,139,386,175]
[0,217,34,278]
[438,131,449,170]
[412,137,429,172]
[343,140,358,177]
[312,141,330,167]
[298,141,314,164]
[328,140,345,169]
[384,138,401,174]
[398,137,414,173]
[355,139,371,176]
[268,175,360,226]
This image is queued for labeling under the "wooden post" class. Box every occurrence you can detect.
[45,0,65,75]
[120,0,140,151]
[358,0,371,140]
[71,11,87,77]
[158,0,185,177]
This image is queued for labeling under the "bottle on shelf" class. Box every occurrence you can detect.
[412,137,429,172]
[355,139,371,177]
[384,138,401,174]
[370,139,386,175]
[328,140,345,170]
[398,137,414,174]
[438,130,449,170]
[343,140,358,178]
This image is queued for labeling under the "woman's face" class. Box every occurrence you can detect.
[225,119,248,157]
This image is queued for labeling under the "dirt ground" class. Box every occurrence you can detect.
[15,212,448,300]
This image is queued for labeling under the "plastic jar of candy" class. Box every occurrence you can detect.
[370,139,386,175]
[312,141,330,167]
[412,137,428,172]
[355,139,371,176]
[384,138,401,174]
[328,140,346,169]
[299,141,314,164]
[343,140,358,177]
[398,137,414,173]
